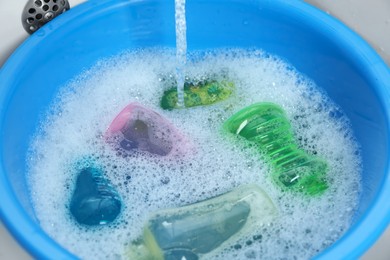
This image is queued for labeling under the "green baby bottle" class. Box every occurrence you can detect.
[223,102,328,196]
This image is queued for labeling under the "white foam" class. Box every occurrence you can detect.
[27,48,361,259]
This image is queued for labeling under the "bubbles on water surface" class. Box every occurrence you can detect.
[27,48,361,259]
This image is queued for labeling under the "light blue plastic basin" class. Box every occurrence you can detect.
[0,0,389,259]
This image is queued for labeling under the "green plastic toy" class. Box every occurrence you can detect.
[160,79,234,110]
[223,102,328,195]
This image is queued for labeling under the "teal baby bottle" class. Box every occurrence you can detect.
[70,166,122,226]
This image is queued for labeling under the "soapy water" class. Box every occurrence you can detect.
[27,48,361,259]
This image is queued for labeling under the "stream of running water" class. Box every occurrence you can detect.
[175,0,187,107]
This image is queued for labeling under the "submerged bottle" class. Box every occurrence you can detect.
[69,166,122,226]
[105,103,190,156]
[223,102,328,195]
[127,184,277,260]
[160,79,235,110]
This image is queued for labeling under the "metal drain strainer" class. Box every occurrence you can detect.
[22,0,70,34]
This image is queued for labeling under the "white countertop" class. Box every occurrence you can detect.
[0,0,389,259]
